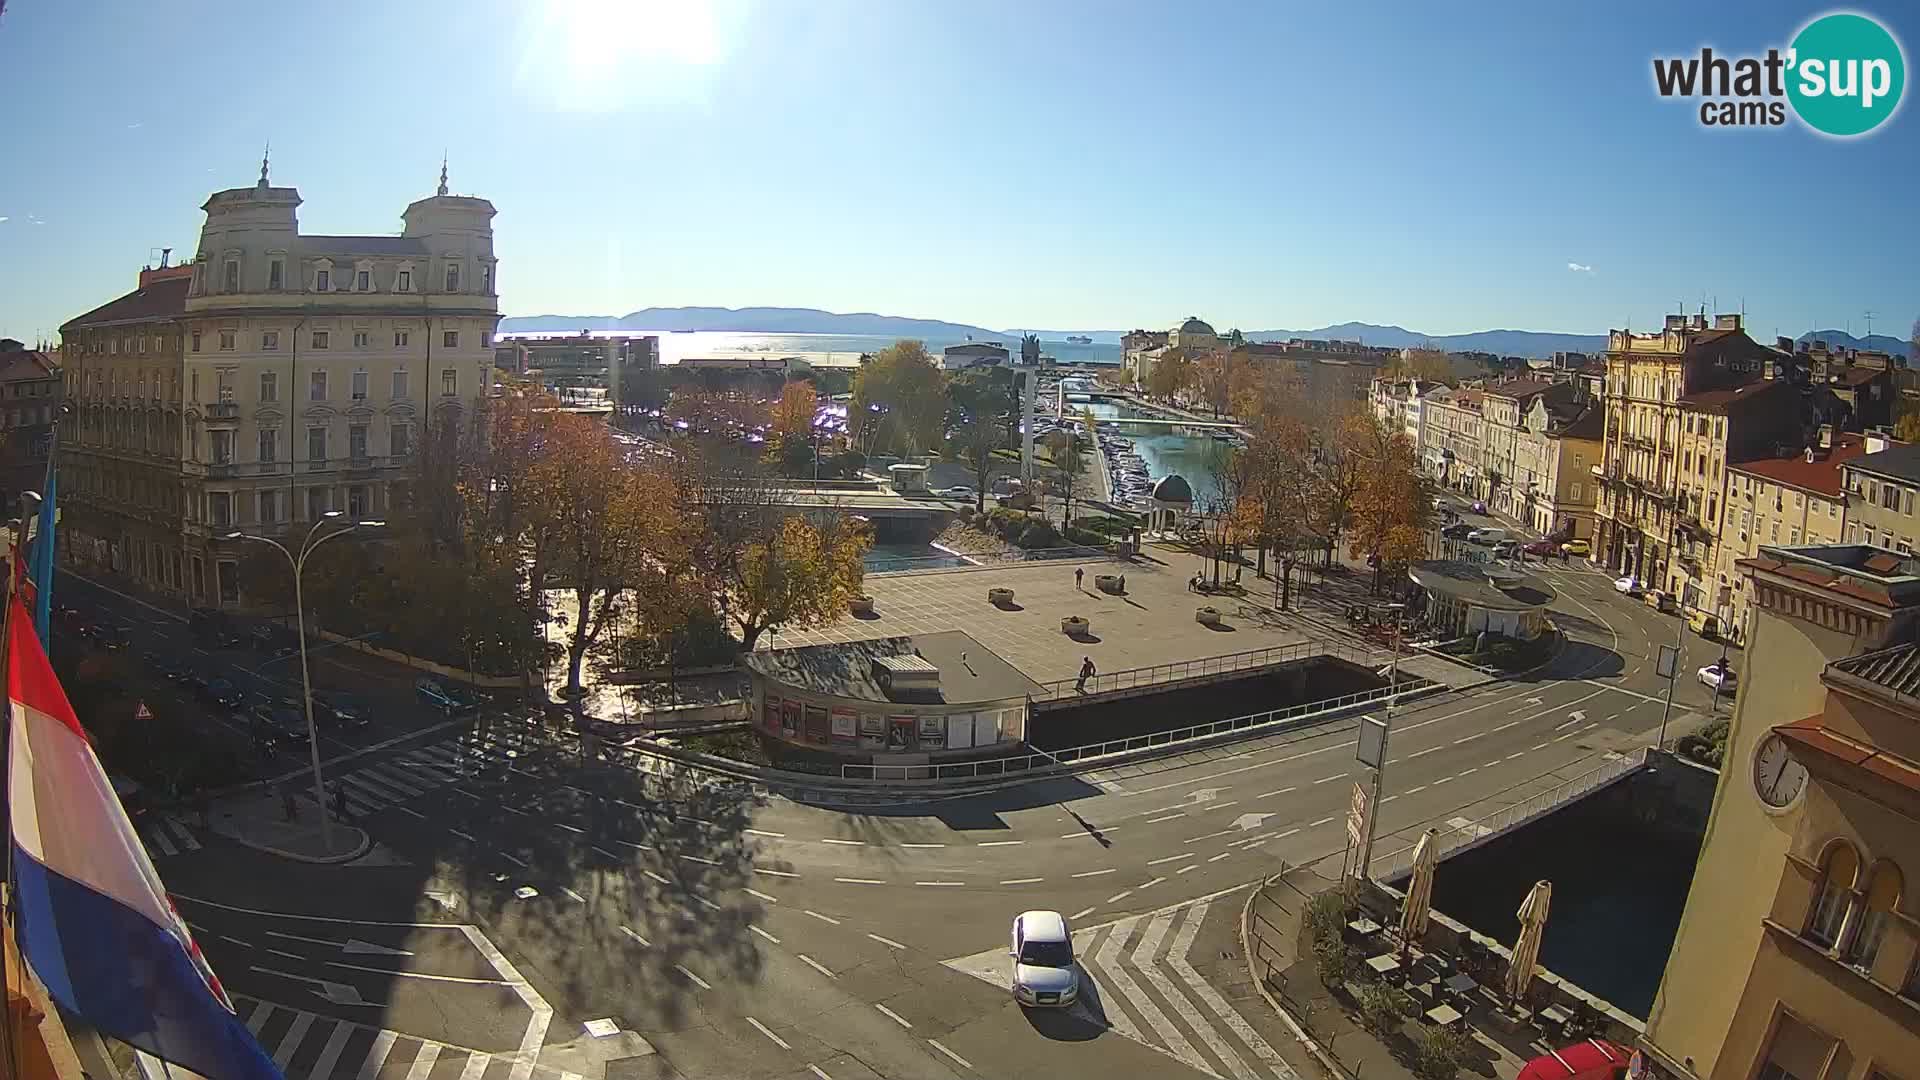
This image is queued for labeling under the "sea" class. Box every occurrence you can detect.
[500,329,1122,369]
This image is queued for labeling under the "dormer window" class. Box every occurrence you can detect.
[445,264,460,292]
[398,269,412,292]
[224,260,240,292]
[268,259,283,290]
[356,269,371,291]
[316,268,331,292]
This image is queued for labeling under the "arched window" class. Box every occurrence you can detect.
[1847,860,1904,968]
[1807,839,1859,948]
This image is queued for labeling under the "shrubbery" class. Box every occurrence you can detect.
[1677,718,1730,766]
[1410,1023,1475,1080]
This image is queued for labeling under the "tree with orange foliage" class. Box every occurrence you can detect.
[1342,414,1431,594]
[1194,350,1238,418]
[769,379,819,443]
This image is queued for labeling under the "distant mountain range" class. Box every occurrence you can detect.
[497,308,1911,361]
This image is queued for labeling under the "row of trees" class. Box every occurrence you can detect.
[261,387,872,698]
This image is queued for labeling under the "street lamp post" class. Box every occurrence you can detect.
[227,511,384,851]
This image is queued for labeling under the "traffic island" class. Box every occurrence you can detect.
[208,790,372,864]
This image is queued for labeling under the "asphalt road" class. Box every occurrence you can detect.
[82,543,1735,1080]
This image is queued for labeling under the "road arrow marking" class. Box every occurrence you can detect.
[343,938,415,957]
[1525,697,1545,706]
[1229,813,1275,832]
[1185,787,1226,804]
[249,966,383,1006]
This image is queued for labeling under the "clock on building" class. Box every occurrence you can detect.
[1752,732,1809,808]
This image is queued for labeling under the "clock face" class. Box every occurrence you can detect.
[1753,733,1809,808]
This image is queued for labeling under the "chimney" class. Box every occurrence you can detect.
[1867,433,1889,455]
[160,247,172,268]
[1820,424,1834,449]
[1776,336,1794,352]
[1715,313,1743,330]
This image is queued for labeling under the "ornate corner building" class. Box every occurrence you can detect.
[58,161,498,607]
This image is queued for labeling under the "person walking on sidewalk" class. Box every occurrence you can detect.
[281,786,298,822]
[331,783,351,824]
[1076,656,1096,693]
[1074,566,1084,591]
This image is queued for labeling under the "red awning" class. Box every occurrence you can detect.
[1517,1040,1630,1080]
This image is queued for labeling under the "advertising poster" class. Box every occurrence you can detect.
[831,707,857,741]
[859,713,885,749]
[918,713,945,749]
[762,695,781,734]
[780,699,800,738]
[887,716,915,750]
[805,704,830,745]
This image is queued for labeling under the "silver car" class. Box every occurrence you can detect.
[1010,910,1080,1007]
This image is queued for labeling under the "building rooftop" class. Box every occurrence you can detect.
[1482,378,1559,402]
[1826,642,1920,701]
[60,274,191,330]
[1738,544,1920,610]
[741,630,1041,705]
[1675,377,1789,414]
[1730,433,1871,498]
[301,235,431,257]
[1408,560,1556,611]
[1842,441,1920,485]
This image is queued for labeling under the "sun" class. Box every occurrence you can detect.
[520,0,730,111]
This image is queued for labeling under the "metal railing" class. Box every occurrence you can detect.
[1030,637,1378,702]
[1367,746,1649,881]
[865,543,1116,576]
[839,671,1433,781]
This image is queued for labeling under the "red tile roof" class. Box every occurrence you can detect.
[1676,377,1789,413]
[1775,722,1920,796]
[0,348,57,383]
[60,274,191,330]
[1730,433,1875,497]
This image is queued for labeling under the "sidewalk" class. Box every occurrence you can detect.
[206,788,370,863]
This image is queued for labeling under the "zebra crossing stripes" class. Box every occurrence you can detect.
[232,995,585,1080]
[944,900,1294,1080]
[139,815,201,858]
[331,729,540,817]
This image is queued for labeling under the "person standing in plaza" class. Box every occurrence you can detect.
[1075,566,1084,591]
[1076,656,1096,692]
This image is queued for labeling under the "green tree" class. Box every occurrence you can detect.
[1147,347,1195,402]
[1044,428,1084,523]
[1226,328,1246,347]
[725,515,872,649]
[849,340,947,456]
[946,371,1014,511]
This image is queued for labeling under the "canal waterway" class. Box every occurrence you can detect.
[1071,397,1230,508]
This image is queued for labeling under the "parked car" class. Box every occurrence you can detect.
[1613,576,1640,595]
[1698,661,1737,691]
[1441,523,1473,540]
[312,691,371,729]
[1470,500,1487,514]
[1009,910,1080,1008]
[249,703,311,746]
[415,676,482,714]
[1523,539,1558,556]
[1466,527,1508,546]
[108,774,152,820]
[1560,538,1591,557]
[936,485,975,499]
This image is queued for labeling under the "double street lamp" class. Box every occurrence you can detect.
[226,511,384,851]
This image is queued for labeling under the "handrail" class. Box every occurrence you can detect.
[839,672,1436,781]
[1030,637,1380,702]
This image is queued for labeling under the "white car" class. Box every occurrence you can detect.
[1698,663,1737,691]
[937,485,975,499]
[1465,527,1508,546]
[1009,910,1079,1008]
[1614,576,1640,595]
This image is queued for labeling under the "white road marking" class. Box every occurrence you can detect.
[976,840,1023,847]
[876,1003,913,1028]
[1147,813,1185,823]
[834,877,885,885]
[1107,890,1135,903]
[746,1017,789,1049]
[693,896,722,912]
[1492,721,1521,733]
[867,933,906,949]
[1071,868,1116,878]
[1000,877,1045,885]
[1061,827,1120,838]
[745,828,785,838]
[1177,864,1200,874]
[1258,787,1297,798]
[1381,795,1400,804]
[555,823,584,834]
[642,870,672,886]
[915,881,965,887]
[1313,773,1347,784]
[619,926,650,947]
[673,964,712,991]
[1208,852,1232,862]
[561,888,586,903]
[1408,746,1442,758]
[900,843,947,848]
[1506,752,1527,760]
[264,948,304,961]
[403,1043,440,1080]
[459,1053,492,1080]
[820,838,865,846]
[1531,742,1551,751]
[1139,876,1165,889]
[927,1040,973,1070]
[592,846,621,860]
[499,853,528,869]
[750,925,780,945]
[1461,767,1479,776]
[798,954,836,978]
[450,829,475,842]
[745,888,779,904]
[805,910,842,926]
[1071,906,1096,919]
[1308,815,1336,827]
[357,1026,399,1079]
[617,840,654,851]
[809,1066,832,1080]
[753,866,798,877]
[1433,775,1455,785]
[1134,911,1234,1076]
[679,854,719,866]
[1454,734,1483,745]
[271,1011,315,1067]
[1147,852,1195,865]
[1274,827,1301,840]
[1405,785,1428,795]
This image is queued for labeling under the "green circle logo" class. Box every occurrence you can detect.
[1787,12,1906,137]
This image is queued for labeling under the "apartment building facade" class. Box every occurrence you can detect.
[0,340,63,518]
[1714,433,1872,641]
[58,164,500,607]
[1420,387,1485,494]
[1513,391,1603,540]
[1594,314,1807,612]
[1642,543,1920,1080]
[1841,441,1920,554]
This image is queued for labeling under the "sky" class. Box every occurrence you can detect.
[0,0,1914,343]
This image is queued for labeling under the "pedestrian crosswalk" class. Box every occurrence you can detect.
[944,899,1296,1080]
[139,814,202,858]
[237,995,581,1080]
[329,727,545,819]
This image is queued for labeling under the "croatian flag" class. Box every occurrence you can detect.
[7,596,282,1079]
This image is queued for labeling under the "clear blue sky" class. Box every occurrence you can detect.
[1,0,1913,342]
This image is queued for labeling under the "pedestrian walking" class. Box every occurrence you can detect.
[1075,656,1096,693]
[281,787,298,822]
[1074,566,1084,591]
[331,783,351,824]
[1117,573,1126,594]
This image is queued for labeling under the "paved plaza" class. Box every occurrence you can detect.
[767,548,1323,684]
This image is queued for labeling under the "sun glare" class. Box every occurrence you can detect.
[520,0,730,110]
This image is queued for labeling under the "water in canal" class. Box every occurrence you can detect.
[1073,397,1229,508]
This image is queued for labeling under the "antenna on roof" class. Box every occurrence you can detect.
[258,141,270,188]
[438,152,449,196]
[1864,310,1876,340]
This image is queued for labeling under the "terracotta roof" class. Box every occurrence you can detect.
[1774,722,1920,796]
[60,274,190,330]
[1549,404,1603,441]
[1736,547,1920,609]
[1676,377,1789,413]
[0,348,57,383]
[1730,433,1871,498]
[1483,378,1558,401]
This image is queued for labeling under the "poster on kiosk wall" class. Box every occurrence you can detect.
[763,695,782,735]
[780,700,801,738]
[830,707,857,743]
[859,713,886,749]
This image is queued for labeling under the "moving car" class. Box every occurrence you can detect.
[936,485,974,499]
[199,677,245,709]
[415,676,483,714]
[1560,538,1591,557]
[1440,523,1473,540]
[1698,661,1737,691]
[1523,539,1559,556]
[1613,576,1639,595]
[249,703,311,746]
[312,691,372,729]
[1686,608,1720,640]
[1470,500,1487,514]
[90,623,131,650]
[1465,527,1508,546]
[1009,910,1079,1007]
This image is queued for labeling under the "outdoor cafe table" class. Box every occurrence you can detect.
[1444,972,1479,996]
[1348,917,1384,936]
[1425,1003,1464,1027]
[1365,953,1402,976]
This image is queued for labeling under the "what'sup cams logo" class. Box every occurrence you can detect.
[1653,11,1905,137]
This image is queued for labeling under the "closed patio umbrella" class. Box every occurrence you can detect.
[1506,879,1553,1002]
[1399,828,1439,954]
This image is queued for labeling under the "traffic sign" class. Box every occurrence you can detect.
[134,701,153,721]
